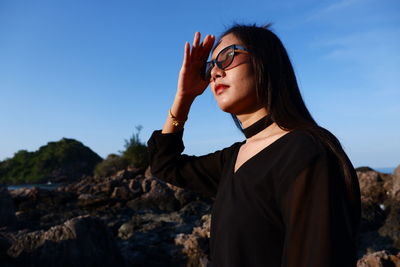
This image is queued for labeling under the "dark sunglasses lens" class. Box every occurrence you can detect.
[202,62,213,80]
[217,47,235,69]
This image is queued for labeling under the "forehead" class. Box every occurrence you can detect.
[212,33,242,58]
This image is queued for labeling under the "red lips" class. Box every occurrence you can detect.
[215,84,229,95]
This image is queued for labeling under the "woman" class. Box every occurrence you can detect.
[148,24,361,267]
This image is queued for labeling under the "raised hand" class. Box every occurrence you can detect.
[177,32,215,99]
[162,32,215,134]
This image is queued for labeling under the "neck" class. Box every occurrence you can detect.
[236,108,269,128]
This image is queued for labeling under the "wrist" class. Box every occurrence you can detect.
[169,108,187,127]
[174,93,196,108]
[175,91,197,103]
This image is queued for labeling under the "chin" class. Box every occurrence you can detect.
[217,99,264,116]
[217,102,239,114]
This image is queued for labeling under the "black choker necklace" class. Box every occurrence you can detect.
[243,115,274,139]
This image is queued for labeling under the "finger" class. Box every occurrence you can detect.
[192,32,200,48]
[182,42,190,68]
[199,34,207,49]
[204,35,215,51]
[200,34,212,48]
[199,35,215,59]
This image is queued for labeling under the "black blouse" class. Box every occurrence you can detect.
[147,129,361,267]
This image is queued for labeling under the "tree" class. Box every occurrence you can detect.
[94,125,149,177]
[121,125,149,169]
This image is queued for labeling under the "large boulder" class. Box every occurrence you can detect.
[5,216,123,267]
[358,170,386,205]
[357,170,387,232]
[357,166,400,255]
[10,187,75,214]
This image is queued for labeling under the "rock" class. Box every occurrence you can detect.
[358,171,386,205]
[5,163,398,266]
[128,177,143,196]
[168,184,200,207]
[174,214,211,267]
[0,186,16,228]
[141,176,153,193]
[117,210,189,267]
[118,222,135,240]
[6,216,123,267]
[111,186,132,200]
[379,200,400,249]
[127,178,180,212]
[11,187,75,209]
[358,171,387,232]
[357,250,400,267]
[112,168,141,181]
[356,167,376,172]
[144,166,152,179]
[77,193,109,207]
[10,187,48,202]
[357,168,400,255]
[393,165,400,201]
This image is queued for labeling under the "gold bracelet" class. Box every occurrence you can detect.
[169,109,187,127]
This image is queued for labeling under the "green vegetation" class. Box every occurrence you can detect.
[94,126,149,177]
[0,138,102,184]
[0,126,149,183]
[93,154,129,177]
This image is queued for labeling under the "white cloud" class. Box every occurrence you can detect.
[306,0,366,21]
[310,28,400,87]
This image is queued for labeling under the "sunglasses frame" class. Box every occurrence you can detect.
[203,44,249,81]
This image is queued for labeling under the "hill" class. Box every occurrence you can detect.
[0,138,102,184]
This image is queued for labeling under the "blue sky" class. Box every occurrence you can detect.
[0,0,399,169]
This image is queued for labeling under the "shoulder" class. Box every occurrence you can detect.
[273,128,340,179]
[278,128,327,158]
[275,129,334,190]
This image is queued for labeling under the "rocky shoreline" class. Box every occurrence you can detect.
[1,166,399,266]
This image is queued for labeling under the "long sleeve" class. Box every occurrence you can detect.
[279,150,360,267]
[147,130,238,197]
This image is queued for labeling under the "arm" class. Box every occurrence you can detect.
[148,32,221,197]
[280,152,360,267]
[148,130,233,197]
[162,32,215,134]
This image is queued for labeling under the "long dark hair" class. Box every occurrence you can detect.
[221,24,358,202]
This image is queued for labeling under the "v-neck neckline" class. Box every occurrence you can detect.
[232,130,296,175]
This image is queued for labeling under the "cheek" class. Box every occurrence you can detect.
[237,71,256,96]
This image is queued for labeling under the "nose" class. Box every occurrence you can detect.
[210,64,225,81]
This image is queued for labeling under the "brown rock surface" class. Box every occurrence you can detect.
[5,216,123,267]
[2,164,398,266]
[175,214,211,267]
[393,165,400,201]
[357,170,386,205]
[357,250,400,267]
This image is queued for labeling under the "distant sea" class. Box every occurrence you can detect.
[374,167,396,174]
[7,183,62,191]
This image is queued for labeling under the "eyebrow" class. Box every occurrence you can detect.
[214,39,222,47]
[211,39,223,59]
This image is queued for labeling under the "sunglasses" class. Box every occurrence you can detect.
[202,44,249,81]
